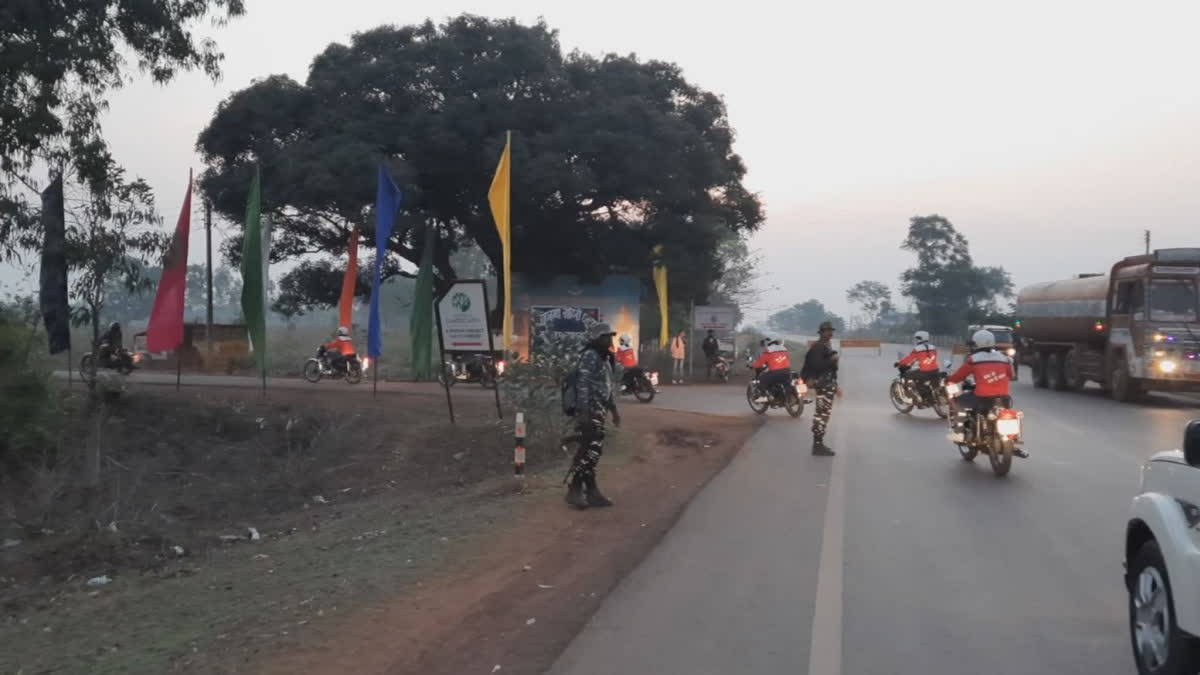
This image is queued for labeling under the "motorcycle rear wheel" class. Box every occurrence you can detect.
[989,435,1013,477]
[784,390,804,418]
[633,380,655,403]
[303,359,323,383]
[890,380,915,414]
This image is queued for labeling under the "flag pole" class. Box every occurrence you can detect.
[176,347,182,391]
[373,355,379,400]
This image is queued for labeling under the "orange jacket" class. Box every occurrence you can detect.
[947,350,1014,398]
[616,347,637,368]
[752,344,791,372]
[899,344,939,372]
[323,336,356,356]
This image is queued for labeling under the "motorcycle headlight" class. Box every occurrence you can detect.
[1005,348,1016,357]
[1158,359,1179,374]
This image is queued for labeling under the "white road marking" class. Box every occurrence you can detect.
[807,410,848,675]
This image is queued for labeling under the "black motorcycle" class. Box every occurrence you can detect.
[618,367,658,403]
[79,344,139,382]
[890,362,950,418]
[304,346,364,384]
[438,353,504,389]
[747,365,806,417]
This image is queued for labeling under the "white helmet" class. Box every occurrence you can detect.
[913,330,930,345]
[972,329,996,349]
[337,326,350,337]
[619,335,631,348]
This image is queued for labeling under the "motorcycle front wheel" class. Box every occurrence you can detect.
[932,390,950,419]
[889,380,915,414]
[479,368,498,389]
[633,378,655,403]
[79,353,97,383]
[437,364,456,387]
[303,359,323,383]
[345,360,363,385]
[989,435,1013,477]
[746,382,769,414]
[784,390,804,417]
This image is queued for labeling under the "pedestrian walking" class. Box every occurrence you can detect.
[566,323,621,509]
[670,329,687,384]
[800,321,843,456]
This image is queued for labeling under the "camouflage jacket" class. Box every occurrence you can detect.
[576,345,615,413]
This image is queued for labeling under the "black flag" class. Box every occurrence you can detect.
[39,175,70,354]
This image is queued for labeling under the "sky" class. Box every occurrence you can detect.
[8,0,1200,323]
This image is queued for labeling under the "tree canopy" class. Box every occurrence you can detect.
[845,280,893,326]
[1,0,245,260]
[195,14,763,316]
[898,215,1013,333]
[766,300,845,335]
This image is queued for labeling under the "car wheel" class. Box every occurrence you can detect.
[1129,540,1200,675]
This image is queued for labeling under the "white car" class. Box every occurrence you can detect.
[1126,421,1200,674]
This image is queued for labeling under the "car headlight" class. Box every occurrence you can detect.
[1178,499,1200,529]
[1158,359,1179,374]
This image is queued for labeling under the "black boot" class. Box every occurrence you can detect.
[565,476,589,509]
[584,476,613,507]
[812,435,835,456]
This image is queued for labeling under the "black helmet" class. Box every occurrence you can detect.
[819,321,835,333]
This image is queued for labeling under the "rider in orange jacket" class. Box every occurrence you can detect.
[751,338,792,402]
[322,326,356,373]
[946,329,1026,456]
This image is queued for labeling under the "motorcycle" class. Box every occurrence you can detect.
[303,347,366,385]
[79,345,140,382]
[890,358,950,418]
[618,367,659,403]
[709,354,730,383]
[943,379,1026,477]
[746,365,807,417]
[437,353,504,389]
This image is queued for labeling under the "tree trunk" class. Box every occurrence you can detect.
[84,398,104,490]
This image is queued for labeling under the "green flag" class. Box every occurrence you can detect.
[241,167,267,376]
[410,223,435,380]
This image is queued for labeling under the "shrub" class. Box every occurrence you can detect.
[500,335,583,449]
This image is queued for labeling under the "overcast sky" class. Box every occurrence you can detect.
[7,0,1200,322]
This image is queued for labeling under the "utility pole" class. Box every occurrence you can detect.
[1145,229,1151,255]
[205,200,214,366]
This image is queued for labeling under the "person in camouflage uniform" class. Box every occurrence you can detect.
[567,322,622,509]
[800,321,842,456]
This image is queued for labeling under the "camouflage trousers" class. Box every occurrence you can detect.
[811,377,838,437]
[569,402,607,483]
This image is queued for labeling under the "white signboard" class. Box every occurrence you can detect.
[437,281,492,352]
[693,305,737,332]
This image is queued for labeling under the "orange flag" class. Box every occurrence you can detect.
[338,226,358,329]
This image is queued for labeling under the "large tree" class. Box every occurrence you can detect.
[1,0,245,260]
[766,300,845,335]
[195,14,763,318]
[898,215,1013,333]
[845,280,893,326]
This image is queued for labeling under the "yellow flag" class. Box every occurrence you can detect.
[652,245,668,347]
[488,131,512,354]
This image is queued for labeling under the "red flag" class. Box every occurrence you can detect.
[146,170,193,352]
[337,226,358,329]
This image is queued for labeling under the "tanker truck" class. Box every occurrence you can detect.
[1014,248,1200,402]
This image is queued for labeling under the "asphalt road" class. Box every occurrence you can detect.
[550,347,1200,675]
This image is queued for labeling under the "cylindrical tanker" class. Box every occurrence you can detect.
[1015,274,1109,344]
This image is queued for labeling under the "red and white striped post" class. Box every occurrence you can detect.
[514,411,527,475]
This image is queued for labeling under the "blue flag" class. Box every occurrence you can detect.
[368,163,402,358]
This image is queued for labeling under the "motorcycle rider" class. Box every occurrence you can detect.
[98,321,123,366]
[945,328,1027,457]
[322,326,356,374]
[702,330,721,378]
[567,323,621,509]
[896,330,941,397]
[615,335,643,393]
[750,337,792,404]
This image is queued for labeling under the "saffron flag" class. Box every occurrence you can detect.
[368,163,402,359]
[488,131,512,354]
[38,174,70,354]
[146,170,193,353]
[337,226,358,329]
[652,244,668,347]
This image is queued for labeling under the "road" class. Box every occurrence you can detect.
[550,347,1200,675]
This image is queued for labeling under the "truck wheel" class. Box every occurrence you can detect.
[1047,352,1068,390]
[1062,349,1086,391]
[1032,352,1049,389]
[1112,357,1140,403]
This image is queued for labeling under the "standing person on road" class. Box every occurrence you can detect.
[567,323,621,509]
[670,329,687,384]
[702,330,720,379]
[801,321,842,456]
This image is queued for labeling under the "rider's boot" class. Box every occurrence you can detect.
[584,475,613,507]
[565,475,589,510]
[812,435,835,456]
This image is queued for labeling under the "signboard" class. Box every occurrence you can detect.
[436,281,493,353]
[511,274,640,359]
[693,305,737,332]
